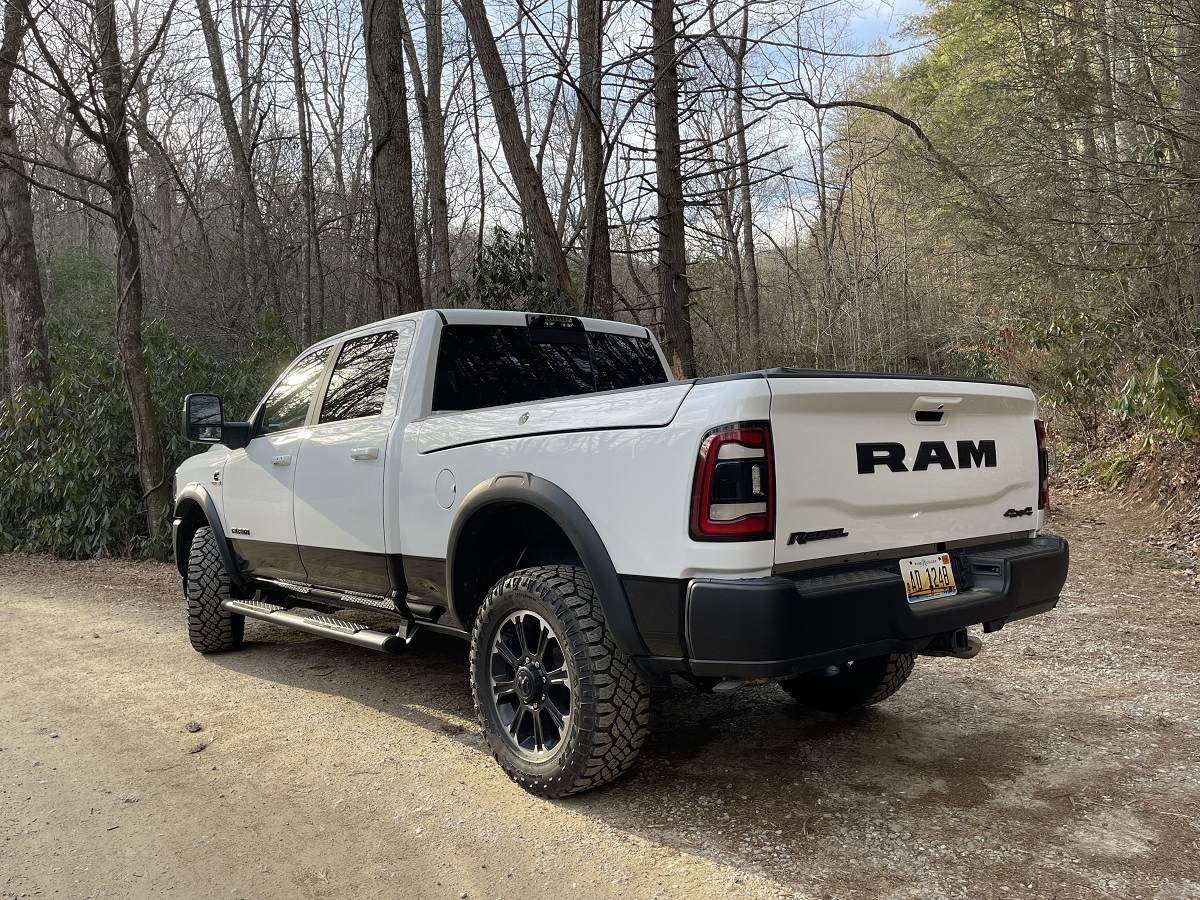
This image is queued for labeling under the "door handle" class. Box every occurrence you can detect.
[350,446,380,461]
[271,455,292,467]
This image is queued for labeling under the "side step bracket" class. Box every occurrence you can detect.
[222,598,416,653]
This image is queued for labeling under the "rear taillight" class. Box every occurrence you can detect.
[1035,419,1049,510]
[689,422,774,541]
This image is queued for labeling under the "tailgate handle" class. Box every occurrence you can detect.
[911,396,961,425]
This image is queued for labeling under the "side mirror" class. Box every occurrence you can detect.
[183,393,225,443]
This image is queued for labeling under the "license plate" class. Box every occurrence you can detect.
[900,553,958,603]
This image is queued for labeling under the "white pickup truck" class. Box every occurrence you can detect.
[174,308,1069,796]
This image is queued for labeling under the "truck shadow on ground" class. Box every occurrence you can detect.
[208,615,1058,886]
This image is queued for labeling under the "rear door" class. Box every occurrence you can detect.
[293,327,412,596]
[768,374,1041,569]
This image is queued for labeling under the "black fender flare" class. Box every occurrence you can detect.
[446,472,649,659]
[172,485,249,593]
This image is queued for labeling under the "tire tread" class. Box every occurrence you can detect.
[186,526,244,653]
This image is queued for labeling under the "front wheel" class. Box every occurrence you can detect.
[781,653,915,712]
[469,566,650,798]
[186,526,244,653]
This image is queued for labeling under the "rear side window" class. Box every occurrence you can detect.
[433,325,668,412]
[319,331,399,423]
[589,332,672,391]
[259,348,330,434]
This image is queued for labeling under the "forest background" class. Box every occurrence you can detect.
[0,0,1197,559]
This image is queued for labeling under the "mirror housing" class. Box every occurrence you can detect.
[182,393,252,449]
[183,393,224,443]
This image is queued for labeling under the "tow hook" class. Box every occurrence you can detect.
[922,628,983,659]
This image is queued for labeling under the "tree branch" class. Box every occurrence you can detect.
[0,156,112,216]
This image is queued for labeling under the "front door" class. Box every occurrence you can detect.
[222,347,331,582]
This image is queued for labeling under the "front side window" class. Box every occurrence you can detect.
[319,331,399,424]
[259,348,330,435]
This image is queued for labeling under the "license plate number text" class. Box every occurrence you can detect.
[900,553,958,603]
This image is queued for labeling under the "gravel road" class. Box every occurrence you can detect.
[2,488,1198,899]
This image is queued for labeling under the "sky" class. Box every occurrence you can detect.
[846,0,927,49]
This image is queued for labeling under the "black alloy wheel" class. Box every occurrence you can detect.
[487,609,572,760]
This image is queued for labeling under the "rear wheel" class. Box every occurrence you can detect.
[186,526,244,653]
[469,565,650,797]
[781,653,914,712]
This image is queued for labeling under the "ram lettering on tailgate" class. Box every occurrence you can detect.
[856,440,997,474]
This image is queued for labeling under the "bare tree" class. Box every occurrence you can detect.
[729,5,761,368]
[0,0,49,394]
[398,0,452,302]
[22,0,176,540]
[364,0,424,316]
[1177,0,1200,325]
[287,0,325,342]
[577,0,613,318]
[652,0,695,377]
[194,0,280,318]
[457,0,576,305]
[306,0,371,329]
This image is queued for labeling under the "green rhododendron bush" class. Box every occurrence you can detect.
[0,324,276,559]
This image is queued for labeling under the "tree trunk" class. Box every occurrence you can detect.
[732,8,761,369]
[1093,0,1119,174]
[717,163,745,367]
[577,0,612,318]
[458,0,576,305]
[0,1,50,395]
[652,0,695,377]
[363,0,424,317]
[96,0,170,545]
[555,111,580,240]
[468,39,487,254]
[288,0,324,343]
[398,0,452,303]
[1178,0,1200,329]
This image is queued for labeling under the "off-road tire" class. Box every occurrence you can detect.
[470,565,650,798]
[186,526,244,653]
[782,653,915,712]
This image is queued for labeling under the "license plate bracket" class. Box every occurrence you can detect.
[900,553,958,604]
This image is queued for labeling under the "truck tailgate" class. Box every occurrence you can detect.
[768,374,1041,568]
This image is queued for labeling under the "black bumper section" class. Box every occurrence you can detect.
[676,536,1069,679]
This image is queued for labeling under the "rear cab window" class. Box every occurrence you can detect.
[319,330,400,423]
[432,319,668,413]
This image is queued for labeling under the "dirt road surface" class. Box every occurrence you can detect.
[2,489,1198,899]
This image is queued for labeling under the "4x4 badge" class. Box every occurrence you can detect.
[1004,507,1033,518]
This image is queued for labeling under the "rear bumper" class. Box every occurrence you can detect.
[678,535,1069,678]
